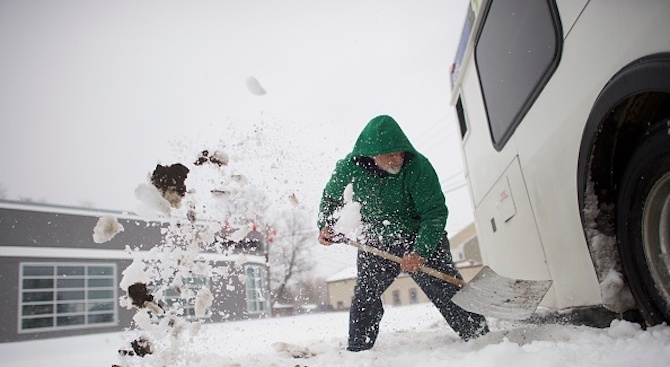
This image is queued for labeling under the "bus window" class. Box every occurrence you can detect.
[455,97,467,139]
[475,0,562,149]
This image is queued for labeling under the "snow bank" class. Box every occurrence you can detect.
[582,179,635,312]
[3,303,670,367]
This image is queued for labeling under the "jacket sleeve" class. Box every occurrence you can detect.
[317,159,353,230]
[408,156,448,258]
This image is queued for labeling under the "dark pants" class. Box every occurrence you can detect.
[347,235,488,351]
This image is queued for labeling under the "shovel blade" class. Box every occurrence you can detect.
[451,266,552,320]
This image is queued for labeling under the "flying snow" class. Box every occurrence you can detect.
[134,183,173,218]
[111,140,292,367]
[333,183,362,239]
[92,215,125,243]
[227,221,254,242]
[245,76,267,96]
[194,287,214,318]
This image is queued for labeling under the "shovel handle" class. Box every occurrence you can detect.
[345,240,466,287]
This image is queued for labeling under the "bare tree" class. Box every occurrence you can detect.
[293,276,328,305]
[77,199,95,209]
[268,209,316,304]
[18,196,47,204]
[0,184,6,199]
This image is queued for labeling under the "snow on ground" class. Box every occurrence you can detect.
[2,303,670,367]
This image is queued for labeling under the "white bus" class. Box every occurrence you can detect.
[450,0,670,325]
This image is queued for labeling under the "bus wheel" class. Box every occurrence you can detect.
[617,120,670,325]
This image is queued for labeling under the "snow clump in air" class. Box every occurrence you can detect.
[112,120,330,367]
[134,183,173,218]
[333,183,362,240]
[194,287,214,318]
[116,143,275,366]
[245,76,267,96]
[92,215,124,243]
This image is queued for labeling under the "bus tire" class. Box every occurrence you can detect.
[617,120,670,325]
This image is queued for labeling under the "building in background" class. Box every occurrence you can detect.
[325,223,483,310]
[0,200,270,343]
[448,223,483,281]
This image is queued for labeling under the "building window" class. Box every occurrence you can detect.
[163,277,209,318]
[392,290,401,306]
[19,263,117,333]
[245,264,268,314]
[409,288,419,304]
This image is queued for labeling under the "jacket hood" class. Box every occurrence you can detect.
[350,115,417,157]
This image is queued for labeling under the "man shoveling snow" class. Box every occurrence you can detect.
[317,115,489,351]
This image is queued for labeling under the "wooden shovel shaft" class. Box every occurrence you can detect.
[346,240,466,287]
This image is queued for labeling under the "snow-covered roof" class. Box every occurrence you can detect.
[0,199,141,220]
[326,266,357,283]
[326,266,417,283]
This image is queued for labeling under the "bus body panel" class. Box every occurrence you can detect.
[552,0,589,38]
[473,157,557,307]
[514,0,670,309]
[458,55,518,207]
[454,0,670,312]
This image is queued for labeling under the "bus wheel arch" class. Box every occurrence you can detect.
[578,53,670,325]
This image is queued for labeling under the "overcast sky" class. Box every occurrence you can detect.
[0,0,473,238]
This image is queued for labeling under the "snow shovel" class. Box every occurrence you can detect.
[345,239,553,320]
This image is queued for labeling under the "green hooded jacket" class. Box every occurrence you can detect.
[318,115,448,258]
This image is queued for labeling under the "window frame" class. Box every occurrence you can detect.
[409,288,419,304]
[161,276,211,319]
[18,262,118,333]
[392,290,402,306]
[244,263,269,315]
